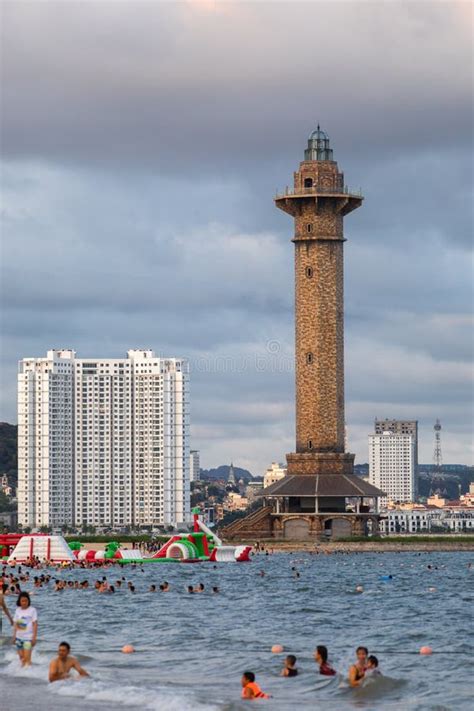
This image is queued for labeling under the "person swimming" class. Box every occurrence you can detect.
[241,671,270,699]
[49,641,90,683]
[280,654,298,677]
[314,645,336,676]
[348,646,368,687]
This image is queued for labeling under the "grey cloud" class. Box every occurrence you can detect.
[1,1,472,472]
[1,2,472,172]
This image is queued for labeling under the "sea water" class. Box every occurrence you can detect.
[0,551,472,710]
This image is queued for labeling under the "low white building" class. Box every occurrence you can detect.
[380,507,474,534]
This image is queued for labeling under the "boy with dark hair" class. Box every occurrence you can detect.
[280,654,298,677]
[366,654,381,677]
[241,671,270,699]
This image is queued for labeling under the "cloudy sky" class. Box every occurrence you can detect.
[1,0,473,474]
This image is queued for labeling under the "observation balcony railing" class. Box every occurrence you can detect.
[275,185,363,199]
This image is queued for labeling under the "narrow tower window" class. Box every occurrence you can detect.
[308,440,313,450]
[306,353,313,364]
[306,223,312,233]
[305,266,313,278]
[304,178,313,188]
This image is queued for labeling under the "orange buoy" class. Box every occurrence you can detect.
[122,644,135,654]
[271,644,284,654]
[420,646,433,655]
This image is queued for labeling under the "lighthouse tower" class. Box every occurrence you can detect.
[221,128,383,541]
[275,126,362,477]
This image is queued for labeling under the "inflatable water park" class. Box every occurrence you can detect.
[2,509,251,565]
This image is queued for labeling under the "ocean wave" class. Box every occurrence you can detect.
[50,678,219,710]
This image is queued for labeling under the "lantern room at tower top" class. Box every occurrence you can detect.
[275,125,363,212]
[305,124,333,160]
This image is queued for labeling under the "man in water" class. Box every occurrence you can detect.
[348,646,368,687]
[49,641,90,683]
[1,582,13,632]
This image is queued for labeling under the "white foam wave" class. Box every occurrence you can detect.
[1,647,51,681]
[51,678,219,710]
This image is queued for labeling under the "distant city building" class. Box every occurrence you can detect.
[189,450,200,482]
[369,430,415,506]
[263,462,287,489]
[0,511,18,530]
[224,491,248,512]
[375,419,418,493]
[17,349,190,529]
[246,480,263,502]
[1,474,14,497]
[380,505,474,534]
[461,482,474,506]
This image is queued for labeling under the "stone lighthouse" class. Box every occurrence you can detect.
[222,128,383,541]
[275,126,362,478]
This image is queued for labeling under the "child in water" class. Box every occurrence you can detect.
[365,655,382,677]
[241,671,270,699]
[280,654,298,677]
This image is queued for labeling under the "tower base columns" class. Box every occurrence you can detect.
[286,451,355,476]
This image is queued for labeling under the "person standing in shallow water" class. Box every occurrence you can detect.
[1,581,13,632]
[12,591,38,667]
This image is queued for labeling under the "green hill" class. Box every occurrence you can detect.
[0,422,17,489]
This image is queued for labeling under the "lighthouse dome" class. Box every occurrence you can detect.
[305,124,333,161]
[308,127,329,141]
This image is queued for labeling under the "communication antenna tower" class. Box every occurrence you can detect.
[433,419,442,468]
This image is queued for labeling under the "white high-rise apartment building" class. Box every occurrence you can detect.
[369,431,415,507]
[189,450,200,482]
[18,349,190,529]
